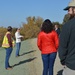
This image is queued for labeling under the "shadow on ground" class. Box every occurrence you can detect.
[13,57,37,67]
[57,69,63,75]
[20,50,36,56]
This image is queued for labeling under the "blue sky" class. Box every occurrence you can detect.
[0,0,70,27]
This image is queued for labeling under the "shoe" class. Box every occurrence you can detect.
[18,55,20,56]
[9,66,13,68]
[16,55,20,57]
[6,67,12,70]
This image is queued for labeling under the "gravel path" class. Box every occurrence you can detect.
[0,38,63,75]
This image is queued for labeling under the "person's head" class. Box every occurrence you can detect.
[64,0,75,19]
[16,28,20,32]
[41,19,53,33]
[54,25,59,29]
[68,7,75,19]
[7,26,12,32]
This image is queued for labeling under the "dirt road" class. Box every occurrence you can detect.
[0,38,63,75]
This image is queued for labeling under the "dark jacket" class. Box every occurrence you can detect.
[56,28,60,36]
[58,17,75,70]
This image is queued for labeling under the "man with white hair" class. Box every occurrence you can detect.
[58,0,75,75]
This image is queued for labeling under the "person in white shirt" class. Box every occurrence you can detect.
[15,28,23,57]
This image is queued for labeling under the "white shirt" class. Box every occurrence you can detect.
[15,31,23,43]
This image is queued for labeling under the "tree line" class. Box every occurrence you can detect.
[0,15,69,47]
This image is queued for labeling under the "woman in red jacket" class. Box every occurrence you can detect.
[37,19,59,75]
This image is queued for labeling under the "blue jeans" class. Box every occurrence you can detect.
[5,47,13,68]
[42,52,57,75]
[16,42,21,56]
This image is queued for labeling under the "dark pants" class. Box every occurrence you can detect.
[5,47,13,68]
[42,52,57,75]
[16,42,21,56]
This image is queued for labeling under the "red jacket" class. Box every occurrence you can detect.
[37,30,59,54]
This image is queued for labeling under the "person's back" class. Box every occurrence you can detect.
[37,19,59,75]
[38,30,59,54]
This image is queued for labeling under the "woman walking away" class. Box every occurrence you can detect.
[37,19,59,75]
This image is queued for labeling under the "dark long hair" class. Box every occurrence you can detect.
[41,19,53,33]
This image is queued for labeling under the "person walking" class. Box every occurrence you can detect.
[58,0,75,75]
[2,26,15,70]
[15,28,23,57]
[37,19,59,75]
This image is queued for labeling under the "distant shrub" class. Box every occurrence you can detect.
[0,27,7,47]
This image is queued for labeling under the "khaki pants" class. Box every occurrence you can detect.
[63,66,75,75]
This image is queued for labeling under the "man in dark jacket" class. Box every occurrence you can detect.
[54,24,60,36]
[58,0,75,75]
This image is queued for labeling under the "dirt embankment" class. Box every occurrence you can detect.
[0,38,63,75]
